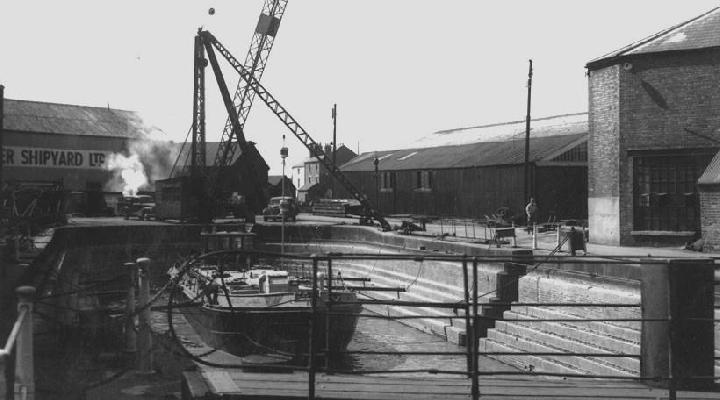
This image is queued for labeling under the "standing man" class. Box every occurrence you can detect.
[525,197,537,233]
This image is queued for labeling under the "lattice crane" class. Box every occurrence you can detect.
[197,30,392,231]
[187,1,288,221]
[213,0,288,169]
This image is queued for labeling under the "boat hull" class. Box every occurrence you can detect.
[177,292,361,360]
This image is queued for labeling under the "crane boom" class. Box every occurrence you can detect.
[199,30,391,231]
[214,0,288,168]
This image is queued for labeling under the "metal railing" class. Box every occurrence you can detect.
[165,250,719,400]
[0,286,35,400]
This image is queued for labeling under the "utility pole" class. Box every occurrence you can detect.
[331,104,337,198]
[523,59,533,206]
[1,84,4,187]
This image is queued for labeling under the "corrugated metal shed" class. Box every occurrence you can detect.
[698,150,720,185]
[3,98,159,138]
[341,133,585,172]
[414,113,587,148]
[587,7,720,68]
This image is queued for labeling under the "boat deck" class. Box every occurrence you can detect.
[182,370,720,400]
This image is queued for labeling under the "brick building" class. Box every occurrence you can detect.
[296,144,356,204]
[586,7,720,246]
[340,113,588,221]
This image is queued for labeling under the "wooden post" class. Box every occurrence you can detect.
[325,258,333,372]
[532,224,538,250]
[308,256,318,400]
[471,258,479,400]
[461,258,471,375]
[136,257,152,373]
[556,226,562,250]
[124,262,137,354]
[14,286,35,400]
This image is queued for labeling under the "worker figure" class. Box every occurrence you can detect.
[206,275,220,305]
[525,198,538,233]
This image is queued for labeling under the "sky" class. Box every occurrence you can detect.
[1,1,719,175]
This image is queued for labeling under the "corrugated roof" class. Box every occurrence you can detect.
[698,150,720,185]
[340,133,586,172]
[587,7,720,68]
[3,98,159,138]
[413,113,587,148]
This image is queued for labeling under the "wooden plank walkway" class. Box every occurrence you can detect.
[182,370,720,400]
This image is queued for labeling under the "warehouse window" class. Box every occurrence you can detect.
[415,170,433,191]
[380,172,396,191]
[633,154,712,232]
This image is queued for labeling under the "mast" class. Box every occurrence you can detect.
[523,59,533,204]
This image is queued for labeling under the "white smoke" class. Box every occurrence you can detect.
[105,128,180,196]
[107,153,147,196]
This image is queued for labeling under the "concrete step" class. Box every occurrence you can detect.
[478,336,590,376]
[511,306,640,344]
[337,262,468,301]
[485,329,635,377]
[502,310,639,356]
[359,290,466,345]
[493,318,639,373]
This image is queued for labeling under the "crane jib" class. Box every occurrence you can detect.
[198,30,391,231]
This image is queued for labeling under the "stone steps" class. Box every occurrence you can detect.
[478,337,591,375]
[482,329,635,377]
[511,306,641,345]
[492,317,639,373]
[501,310,639,356]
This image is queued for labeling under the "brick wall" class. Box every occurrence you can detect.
[700,186,720,250]
[588,64,621,244]
[589,50,720,246]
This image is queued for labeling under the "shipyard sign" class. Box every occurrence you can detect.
[1,146,112,169]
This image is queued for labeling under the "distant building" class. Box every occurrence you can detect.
[586,7,720,246]
[296,144,357,204]
[267,175,295,198]
[291,161,304,197]
[1,98,157,192]
[339,113,588,221]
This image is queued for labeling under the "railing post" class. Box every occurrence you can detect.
[14,286,35,400]
[124,262,137,354]
[325,258,333,372]
[461,257,471,376]
[136,257,152,373]
[531,223,537,250]
[308,255,318,400]
[640,259,715,391]
[471,258,479,400]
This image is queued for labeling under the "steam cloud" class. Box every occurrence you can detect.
[105,130,180,196]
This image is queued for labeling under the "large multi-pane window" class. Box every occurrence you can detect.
[415,170,433,191]
[633,154,713,231]
[380,171,396,191]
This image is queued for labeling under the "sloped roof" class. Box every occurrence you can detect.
[413,113,587,148]
[174,141,241,167]
[268,175,290,186]
[340,133,586,172]
[587,7,720,68]
[698,150,720,185]
[3,98,160,138]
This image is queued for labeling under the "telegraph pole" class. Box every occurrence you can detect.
[331,104,337,198]
[523,60,533,205]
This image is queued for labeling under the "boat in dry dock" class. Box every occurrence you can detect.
[171,230,361,360]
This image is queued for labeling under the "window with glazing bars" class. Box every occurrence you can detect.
[633,154,712,231]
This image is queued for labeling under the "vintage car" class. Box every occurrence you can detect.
[262,196,298,222]
[118,194,156,220]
